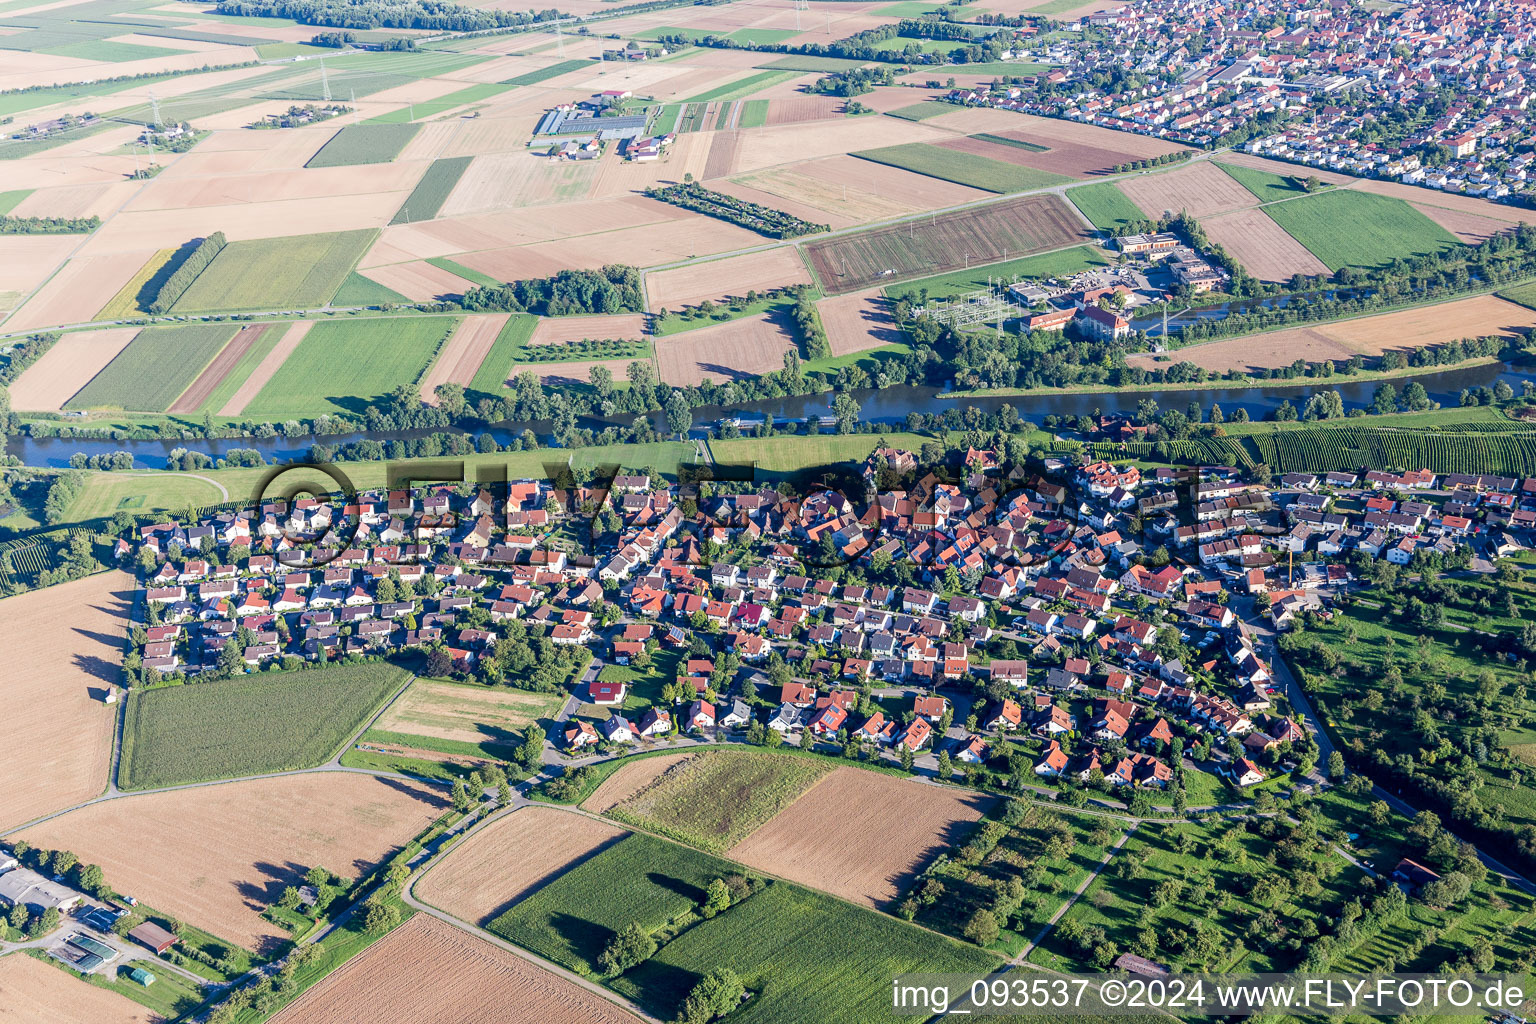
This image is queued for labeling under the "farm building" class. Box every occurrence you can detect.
[129,920,177,955]
[0,867,83,914]
[67,933,117,963]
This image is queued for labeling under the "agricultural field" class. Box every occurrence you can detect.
[65,323,237,412]
[169,229,377,313]
[0,953,158,1024]
[1066,181,1143,232]
[888,243,1111,300]
[653,311,796,385]
[804,193,1090,293]
[265,914,639,1024]
[243,316,456,418]
[609,880,1001,1024]
[94,248,179,319]
[366,676,563,759]
[169,323,273,414]
[1243,422,1536,478]
[1215,160,1323,203]
[1262,189,1462,271]
[419,313,511,403]
[601,750,832,852]
[728,767,995,909]
[306,124,423,168]
[0,571,127,830]
[19,772,447,954]
[416,806,626,926]
[886,101,955,121]
[499,59,594,86]
[1202,207,1332,282]
[119,662,411,789]
[851,143,1073,193]
[487,832,749,975]
[467,314,540,394]
[1118,160,1260,219]
[390,155,473,224]
[8,328,141,412]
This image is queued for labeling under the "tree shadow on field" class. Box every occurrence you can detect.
[369,772,453,809]
[238,859,310,907]
[71,652,120,685]
[544,911,611,969]
[472,832,627,926]
[645,870,706,905]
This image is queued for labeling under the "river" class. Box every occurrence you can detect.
[10,361,1535,469]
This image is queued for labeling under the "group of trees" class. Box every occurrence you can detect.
[148,232,226,314]
[0,214,99,235]
[458,265,643,317]
[214,0,564,32]
[644,182,828,239]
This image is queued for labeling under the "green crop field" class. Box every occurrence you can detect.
[331,272,411,307]
[885,101,954,121]
[367,83,512,124]
[737,99,769,128]
[426,256,499,288]
[169,228,376,313]
[876,0,947,14]
[1262,190,1461,271]
[1067,181,1143,231]
[500,58,592,86]
[468,314,539,394]
[0,188,29,214]
[1497,281,1536,310]
[119,662,410,789]
[389,156,472,224]
[600,750,832,852]
[305,123,421,168]
[681,70,802,104]
[885,243,1111,300]
[487,832,747,974]
[1215,160,1317,203]
[66,324,236,412]
[851,143,1073,193]
[610,881,1001,1024]
[969,132,1049,152]
[41,39,182,62]
[1244,422,1536,477]
[94,247,178,320]
[243,315,456,418]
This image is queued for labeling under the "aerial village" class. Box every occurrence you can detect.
[955,0,1536,202]
[115,439,1536,807]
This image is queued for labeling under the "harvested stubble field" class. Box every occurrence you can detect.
[529,313,648,345]
[20,772,447,952]
[373,677,563,750]
[852,142,1073,193]
[266,914,640,1024]
[1202,207,1331,282]
[765,95,844,125]
[5,249,158,333]
[603,750,832,853]
[1129,295,1536,374]
[468,314,538,393]
[0,950,156,1024]
[1408,203,1518,245]
[416,806,626,925]
[168,323,270,413]
[508,357,633,386]
[804,193,1090,293]
[0,571,127,831]
[119,662,412,789]
[358,259,477,303]
[583,753,697,813]
[728,766,995,909]
[169,228,376,313]
[1118,160,1260,219]
[439,151,598,216]
[654,312,795,385]
[646,246,812,312]
[66,323,237,412]
[420,313,509,402]
[818,287,904,355]
[8,327,139,411]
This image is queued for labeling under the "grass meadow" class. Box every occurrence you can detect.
[1067,181,1144,232]
[603,750,832,852]
[66,324,236,412]
[243,315,456,418]
[1262,189,1461,270]
[169,229,377,313]
[119,662,410,789]
[467,313,539,394]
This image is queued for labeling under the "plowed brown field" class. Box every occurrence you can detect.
[416,806,626,925]
[0,571,127,830]
[266,914,640,1024]
[728,766,995,909]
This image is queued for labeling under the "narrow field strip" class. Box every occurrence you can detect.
[420,312,510,403]
[168,323,269,414]
[220,320,311,416]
